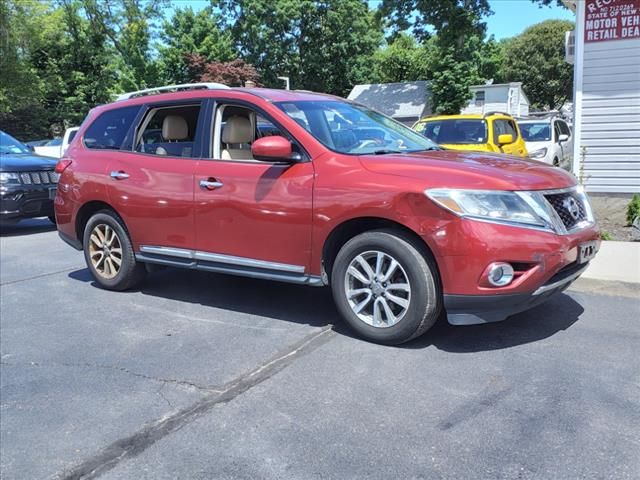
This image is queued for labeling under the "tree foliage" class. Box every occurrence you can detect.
[159,7,235,84]
[0,0,575,139]
[211,0,382,95]
[185,54,261,86]
[501,19,574,110]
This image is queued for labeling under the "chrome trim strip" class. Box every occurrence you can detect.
[139,245,305,273]
[194,251,305,273]
[140,246,194,259]
[532,264,588,296]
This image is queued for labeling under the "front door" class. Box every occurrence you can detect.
[193,102,314,272]
[494,118,526,156]
[106,102,204,250]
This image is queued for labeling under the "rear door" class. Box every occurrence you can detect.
[103,101,205,251]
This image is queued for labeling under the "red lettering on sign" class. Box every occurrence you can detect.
[585,0,640,42]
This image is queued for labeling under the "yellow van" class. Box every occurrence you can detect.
[412,112,528,157]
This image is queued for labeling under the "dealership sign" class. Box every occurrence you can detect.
[585,0,640,42]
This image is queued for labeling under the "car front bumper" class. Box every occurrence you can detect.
[444,261,588,325]
[0,185,56,222]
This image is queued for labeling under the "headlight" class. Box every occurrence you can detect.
[425,188,556,231]
[0,172,20,185]
[529,147,547,159]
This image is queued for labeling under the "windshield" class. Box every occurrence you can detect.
[275,101,439,155]
[0,131,30,154]
[519,122,551,142]
[414,119,488,145]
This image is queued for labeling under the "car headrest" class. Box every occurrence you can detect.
[162,115,188,141]
[222,116,252,144]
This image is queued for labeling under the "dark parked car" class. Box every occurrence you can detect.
[0,130,59,225]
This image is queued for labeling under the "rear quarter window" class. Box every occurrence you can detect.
[84,106,140,150]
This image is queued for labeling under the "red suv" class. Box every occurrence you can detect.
[55,84,600,344]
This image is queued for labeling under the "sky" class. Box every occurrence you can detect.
[163,0,575,41]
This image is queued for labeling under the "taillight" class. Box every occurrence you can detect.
[55,158,72,174]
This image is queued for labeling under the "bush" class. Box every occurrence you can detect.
[627,194,640,225]
[600,231,612,241]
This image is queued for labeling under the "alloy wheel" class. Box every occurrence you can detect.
[343,250,411,328]
[88,224,122,279]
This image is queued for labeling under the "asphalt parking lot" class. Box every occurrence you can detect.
[1,219,639,480]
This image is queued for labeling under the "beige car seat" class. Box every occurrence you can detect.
[156,115,189,156]
[221,116,254,160]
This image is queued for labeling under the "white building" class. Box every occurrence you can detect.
[564,0,640,193]
[461,82,530,117]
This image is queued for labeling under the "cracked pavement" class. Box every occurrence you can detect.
[1,219,639,479]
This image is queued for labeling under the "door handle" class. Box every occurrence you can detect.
[199,178,224,190]
[110,171,130,180]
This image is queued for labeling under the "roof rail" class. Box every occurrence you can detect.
[116,82,231,101]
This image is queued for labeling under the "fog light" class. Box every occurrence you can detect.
[487,262,514,287]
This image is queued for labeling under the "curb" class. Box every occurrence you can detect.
[582,241,640,284]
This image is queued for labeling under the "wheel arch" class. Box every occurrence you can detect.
[321,217,441,286]
[75,200,127,244]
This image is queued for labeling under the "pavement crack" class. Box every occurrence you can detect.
[156,383,173,409]
[52,326,335,480]
[0,360,220,393]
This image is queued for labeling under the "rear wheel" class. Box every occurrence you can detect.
[83,210,145,291]
[331,230,442,345]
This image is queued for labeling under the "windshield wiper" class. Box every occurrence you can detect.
[371,149,403,155]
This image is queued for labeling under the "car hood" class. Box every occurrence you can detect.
[359,150,575,191]
[0,153,58,171]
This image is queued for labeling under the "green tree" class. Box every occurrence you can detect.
[212,0,382,95]
[371,33,433,83]
[158,7,236,84]
[81,0,167,90]
[501,19,574,110]
[0,0,114,139]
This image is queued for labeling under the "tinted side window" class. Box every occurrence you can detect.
[84,106,140,150]
[558,120,571,136]
[134,104,201,157]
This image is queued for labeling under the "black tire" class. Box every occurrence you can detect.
[331,230,442,345]
[553,157,559,167]
[82,210,146,291]
[48,214,56,224]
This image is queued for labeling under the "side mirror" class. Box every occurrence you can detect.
[558,134,569,143]
[497,134,514,145]
[252,136,296,162]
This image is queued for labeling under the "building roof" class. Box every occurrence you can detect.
[347,81,430,119]
[469,82,523,89]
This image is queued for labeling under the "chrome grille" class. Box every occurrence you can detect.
[544,192,587,230]
[17,170,59,185]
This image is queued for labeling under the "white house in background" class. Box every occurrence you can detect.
[347,81,431,126]
[563,0,640,193]
[461,82,530,117]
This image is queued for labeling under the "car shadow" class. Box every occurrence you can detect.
[68,267,584,352]
[404,293,584,352]
[0,218,56,237]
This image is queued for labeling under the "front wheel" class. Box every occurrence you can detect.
[83,210,146,291]
[331,230,442,345]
